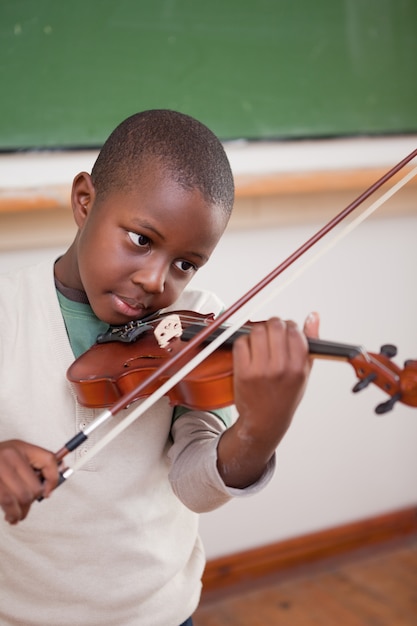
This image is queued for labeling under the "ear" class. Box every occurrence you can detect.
[71,172,96,228]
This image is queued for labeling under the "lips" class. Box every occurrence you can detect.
[112,293,148,319]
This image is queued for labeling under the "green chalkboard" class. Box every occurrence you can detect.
[1,0,416,149]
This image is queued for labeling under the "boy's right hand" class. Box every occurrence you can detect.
[0,440,60,525]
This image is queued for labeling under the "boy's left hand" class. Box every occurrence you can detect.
[217,312,319,488]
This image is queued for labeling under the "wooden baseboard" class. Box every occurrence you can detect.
[202,505,417,593]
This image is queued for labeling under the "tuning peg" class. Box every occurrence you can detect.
[375,392,402,414]
[380,344,397,358]
[352,372,377,392]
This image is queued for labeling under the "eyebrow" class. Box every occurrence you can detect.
[130,219,165,240]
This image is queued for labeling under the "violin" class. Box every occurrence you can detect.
[67,310,417,415]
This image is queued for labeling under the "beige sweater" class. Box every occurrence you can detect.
[0,258,274,626]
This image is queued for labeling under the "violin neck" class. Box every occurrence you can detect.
[181,324,362,361]
[307,338,362,361]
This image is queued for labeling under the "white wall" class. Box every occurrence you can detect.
[1,138,416,559]
[193,212,417,557]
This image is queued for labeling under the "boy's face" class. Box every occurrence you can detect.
[67,166,228,325]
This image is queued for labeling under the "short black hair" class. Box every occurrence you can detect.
[91,109,234,217]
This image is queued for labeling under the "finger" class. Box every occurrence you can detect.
[264,317,289,370]
[34,455,61,498]
[0,464,40,523]
[0,483,22,524]
[303,311,320,338]
[245,319,287,377]
[281,319,311,373]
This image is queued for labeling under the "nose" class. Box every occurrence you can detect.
[131,258,167,294]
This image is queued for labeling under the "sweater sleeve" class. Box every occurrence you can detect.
[167,411,275,513]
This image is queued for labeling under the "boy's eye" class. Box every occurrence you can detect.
[175,260,197,273]
[128,232,150,247]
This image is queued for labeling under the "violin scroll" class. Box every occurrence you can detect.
[349,344,417,413]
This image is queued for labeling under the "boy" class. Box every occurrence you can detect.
[0,110,318,625]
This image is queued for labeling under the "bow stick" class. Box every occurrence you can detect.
[54,149,417,484]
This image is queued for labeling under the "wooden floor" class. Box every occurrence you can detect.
[194,536,417,626]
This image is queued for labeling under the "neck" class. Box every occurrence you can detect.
[54,240,86,295]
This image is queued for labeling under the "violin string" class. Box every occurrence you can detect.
[61,162,417,479]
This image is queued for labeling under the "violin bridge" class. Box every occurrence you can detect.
[154,314,183,348]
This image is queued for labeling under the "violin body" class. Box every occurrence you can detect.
[67,311,235,410]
